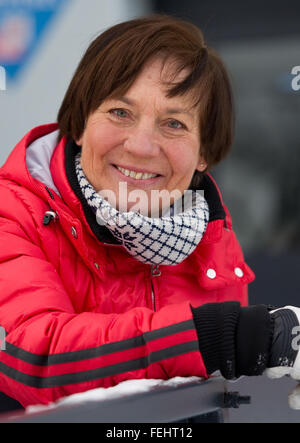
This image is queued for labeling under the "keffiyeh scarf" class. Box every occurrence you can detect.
[75,153,209,265]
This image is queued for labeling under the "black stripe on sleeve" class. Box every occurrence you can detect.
[0,341,199,388]
[1,320,194,366]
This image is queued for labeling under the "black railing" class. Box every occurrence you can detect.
[1,374,300,423]
[0,376,227,423]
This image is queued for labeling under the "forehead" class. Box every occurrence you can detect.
[122,57,197,108]
[139,56,188,83]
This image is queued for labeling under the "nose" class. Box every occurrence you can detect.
[123,125,160,158]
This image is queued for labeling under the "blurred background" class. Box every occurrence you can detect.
[0,0,299,421]
[0,0,299,306]
[152,0,300,307]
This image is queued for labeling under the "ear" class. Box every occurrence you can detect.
[76,136,83,147]
[196,156,207,172]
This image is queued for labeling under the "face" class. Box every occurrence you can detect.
[77,57,207,216]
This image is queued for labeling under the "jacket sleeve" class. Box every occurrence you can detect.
[0,211,207,407]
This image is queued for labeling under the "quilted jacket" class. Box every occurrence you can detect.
[0,124,254,406]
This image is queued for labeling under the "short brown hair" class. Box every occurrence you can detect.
[57,14,234,171]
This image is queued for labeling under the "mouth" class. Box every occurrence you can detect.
[113,165,161,181]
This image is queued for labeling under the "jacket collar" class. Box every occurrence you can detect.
[0,123,59,201]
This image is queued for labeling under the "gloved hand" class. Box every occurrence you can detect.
[265,306,300,410]
[265,305,300,380]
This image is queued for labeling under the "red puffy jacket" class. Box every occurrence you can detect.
[0,124,254,407]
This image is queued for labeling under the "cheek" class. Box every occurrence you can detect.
[167,141,200,174]
[87,124,121,156]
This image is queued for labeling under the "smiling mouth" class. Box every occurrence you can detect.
[114,165,161,180]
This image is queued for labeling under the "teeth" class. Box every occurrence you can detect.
[116,166,158,180]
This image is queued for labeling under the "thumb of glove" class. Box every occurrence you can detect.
[266,306,300,380]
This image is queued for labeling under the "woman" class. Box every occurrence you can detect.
[0,15,299,408]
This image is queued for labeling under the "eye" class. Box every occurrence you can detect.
[167,119,186,130]
[109,108,129,119]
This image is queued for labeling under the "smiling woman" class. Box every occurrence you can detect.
[76,57,205,215]
[0,14,296,410]
[58,15,234,178]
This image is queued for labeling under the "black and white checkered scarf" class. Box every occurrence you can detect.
[75,153,209,265]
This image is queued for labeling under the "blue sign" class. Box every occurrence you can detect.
[0,0,69,82]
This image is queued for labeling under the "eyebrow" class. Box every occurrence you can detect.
[113,96,194,119]
[165,108,194,118]
[117,96,134,106]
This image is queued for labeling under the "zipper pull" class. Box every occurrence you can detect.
[43,187,58,226]
[151,264,161,277]
[43,211,57,226]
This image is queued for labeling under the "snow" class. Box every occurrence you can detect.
[289,384,300,409]
[25,376,203,415]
